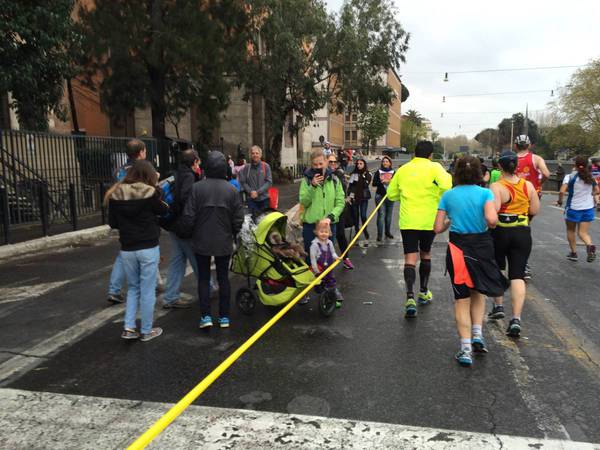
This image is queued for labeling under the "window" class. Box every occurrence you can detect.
[345,130,351,141]
[352,130,357,141]
[352,113,358,122]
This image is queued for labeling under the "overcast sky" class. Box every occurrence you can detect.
[325,0,600,138]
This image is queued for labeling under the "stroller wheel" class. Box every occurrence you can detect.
[236,288,257,315]
[318,288,336,317]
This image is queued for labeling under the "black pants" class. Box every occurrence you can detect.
[336,223,349,255]
[196,254,231,317]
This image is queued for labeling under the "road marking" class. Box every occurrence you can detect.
[0,280,71,305]
[1,388,596,449]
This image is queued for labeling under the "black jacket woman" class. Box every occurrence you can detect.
[327,153,355,270]
[348,158,372,242]
[180,151,245,329]
[371,156,396,241]
[106,160,169,342]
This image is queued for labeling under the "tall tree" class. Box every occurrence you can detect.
[400,121,427,153]
[0,0,81,131]
[558,59,600,146]
[547,123,591,158]
[240,0,409,167]
[357,104,389,153]
[404,109,423,126]
[497,113,539,147]
[474,128,499,154]
[79,0,248,152]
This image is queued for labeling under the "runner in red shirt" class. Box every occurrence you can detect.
[514,135,550,196]
[513,135,550,280]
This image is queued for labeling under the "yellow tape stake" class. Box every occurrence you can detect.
[127,194,388,449]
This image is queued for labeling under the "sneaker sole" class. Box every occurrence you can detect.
[121,335,139,340]
[219,323,230,328]
[488,312,505,320]
[199,323,213,329]
[567,257,578,262]
[472,342,488,353]
[587,255,596,262]
[417,298,432,305]
[457,358,473,367]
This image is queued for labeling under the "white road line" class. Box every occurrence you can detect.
[1,388,595,449]
[0,280,71,305]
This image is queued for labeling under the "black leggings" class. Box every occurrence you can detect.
[196,254,231,317]
[336,224,349,255]
[491,227,532,280]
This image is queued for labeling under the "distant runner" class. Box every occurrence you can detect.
[387,141,452,318]
[514,135,550,280]
[557,155,599,262]
[488,151,540,337]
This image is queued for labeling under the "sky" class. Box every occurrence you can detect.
[325,0,600,138]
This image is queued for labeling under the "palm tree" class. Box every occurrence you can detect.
[405,109,423,126]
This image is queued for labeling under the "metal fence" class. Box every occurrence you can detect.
[0,129,159,244]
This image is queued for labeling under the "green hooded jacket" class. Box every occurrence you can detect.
[299,168,345,224]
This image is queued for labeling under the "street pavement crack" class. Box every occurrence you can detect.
[486,391,504,450]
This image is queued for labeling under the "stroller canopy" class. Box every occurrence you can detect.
[255,211,288,245]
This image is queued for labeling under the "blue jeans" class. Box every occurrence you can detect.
[121,246,160,334]
[196,254,231,318]
[302,222,337,264]
[375,194,394,238]
[108,253,126,296]
[164,232,199,304]
[247,197,269,215]
[352,200,369,236]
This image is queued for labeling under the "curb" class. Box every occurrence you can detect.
[0,225,112,263]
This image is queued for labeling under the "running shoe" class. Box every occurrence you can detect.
[587,245,596,263]
[523,264,532,281]
[299,295,310,305]
[385,233,394,240]
[334,288,344,302]
[487,304,505,320]
[455,350,473,367]
[162,298,193,309]
[335,300,342,309]
[472,336,489,353]
[567,252,578,262]
[404,298,417,318]
[376,235,383,243]
[199,315,213,329]
[140,327,163,342]
[506,318,521,338]
[218,317,230,328]
[417,290,433,305]
[343,258,354,270]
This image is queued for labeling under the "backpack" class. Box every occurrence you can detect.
[158,175,176,220]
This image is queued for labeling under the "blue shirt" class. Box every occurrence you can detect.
[230,179,241,192]
[438,185,494,234]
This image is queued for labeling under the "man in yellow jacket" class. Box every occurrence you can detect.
[387,141,452,318]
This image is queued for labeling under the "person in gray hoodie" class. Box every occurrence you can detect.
[180,151,245,329]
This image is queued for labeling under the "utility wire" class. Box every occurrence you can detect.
[403,64,586,75]
[445,89,553,98]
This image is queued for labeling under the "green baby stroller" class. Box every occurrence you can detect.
[231,211,337,317]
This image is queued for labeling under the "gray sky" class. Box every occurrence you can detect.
[325,0,600,138]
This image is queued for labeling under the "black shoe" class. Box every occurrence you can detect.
[506,318,521,338]
[487,304,505,320]
[385,233,394,239]
[567,252,578,262]
[587,245,596,262]
[376,236,383,243]
[107,293,124,304]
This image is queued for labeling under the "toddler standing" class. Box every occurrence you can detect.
[310,219,343,307]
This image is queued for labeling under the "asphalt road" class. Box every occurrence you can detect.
[1,193,600,445]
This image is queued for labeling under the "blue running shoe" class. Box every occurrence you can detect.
[199,315,213,329]
[417,290,433,305]
[404,298,417,318]
[472,336,488,353]
[455,350,473,367]
[218,317,230,328]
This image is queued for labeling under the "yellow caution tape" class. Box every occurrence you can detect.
[127,194,388,449]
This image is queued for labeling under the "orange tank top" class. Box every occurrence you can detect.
[498,178,530,227]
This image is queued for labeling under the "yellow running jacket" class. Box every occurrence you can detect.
[387,157,452,230]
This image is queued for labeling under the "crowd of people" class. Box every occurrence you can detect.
[103,136,598,369]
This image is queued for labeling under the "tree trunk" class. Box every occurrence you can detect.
[66,79,79,133]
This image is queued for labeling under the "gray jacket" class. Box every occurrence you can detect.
[180,152,244,256]
[239,161,272,201]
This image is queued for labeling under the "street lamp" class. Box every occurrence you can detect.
[444,72,449,82]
